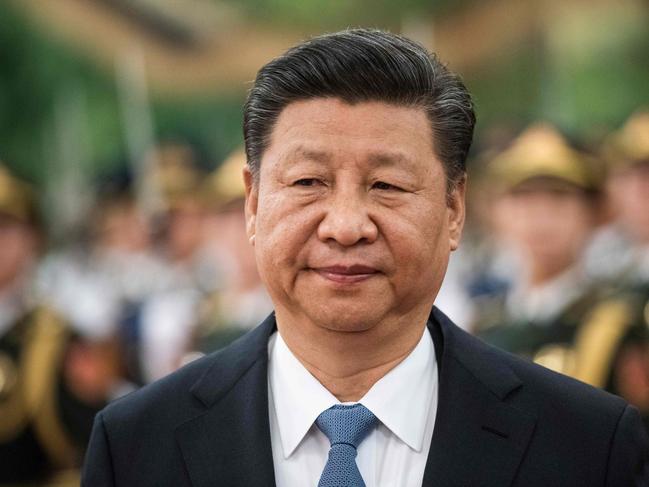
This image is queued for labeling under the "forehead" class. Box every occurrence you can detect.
[263,98,436,169]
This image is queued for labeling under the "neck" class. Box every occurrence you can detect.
[529,259,576,287]
[275,307,429,402]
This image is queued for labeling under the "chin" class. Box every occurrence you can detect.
[306,303,386,334]
[319,320,376,333]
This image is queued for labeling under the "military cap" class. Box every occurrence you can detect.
[0,163,38,225]
[487,124,602,193]
[147,142,206,211]
[201,149,246,210]
[601,110,649,170]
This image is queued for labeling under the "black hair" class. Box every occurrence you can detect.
[243,28,476,190]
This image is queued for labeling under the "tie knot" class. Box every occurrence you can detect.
[316,404,378,448]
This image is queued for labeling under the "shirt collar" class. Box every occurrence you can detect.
[268,325,437,458]
[360,327,436,452]
[268,332,338,458]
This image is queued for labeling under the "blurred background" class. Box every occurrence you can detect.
[1,0,648,484]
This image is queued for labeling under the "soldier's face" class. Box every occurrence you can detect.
[494,182,595,274]
[244,98,465,333]
[608,163,649,243]
[0,215,37,289]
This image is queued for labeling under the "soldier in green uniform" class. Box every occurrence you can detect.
[190,150,273,355]
[587,110,649,283]
[474,124,607,376]
[0,163,116,485]
[575,111,649,430]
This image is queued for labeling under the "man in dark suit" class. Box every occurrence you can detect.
[82,29,649,486]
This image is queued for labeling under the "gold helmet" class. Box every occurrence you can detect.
[487,123,603,193]
[601,110,649,170]
[146,142,206,211]
[201,149,246,211]
[0,163,39,225]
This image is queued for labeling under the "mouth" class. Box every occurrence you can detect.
[311,264,380,284]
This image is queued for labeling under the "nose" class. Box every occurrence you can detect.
[316,188,378,246]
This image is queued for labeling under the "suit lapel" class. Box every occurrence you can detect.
[423,308,537,487]
[175,315,277,487]
[174,308,537,487]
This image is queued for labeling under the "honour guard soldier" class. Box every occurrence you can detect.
[0,163,116,485]
[190,149,272,354]
[474,124,606,375]
[577,111,649,430]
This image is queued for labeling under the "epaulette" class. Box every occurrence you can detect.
[24,307,78,468]
[571,299,635,388]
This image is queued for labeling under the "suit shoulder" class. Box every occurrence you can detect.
[100,352,216,428]
[452,323,628,419]
[100,318,273,431]
[479,335,628,424]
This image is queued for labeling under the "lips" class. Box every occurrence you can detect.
[312,264,379,284]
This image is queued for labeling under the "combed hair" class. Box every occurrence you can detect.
[243,28,476,190]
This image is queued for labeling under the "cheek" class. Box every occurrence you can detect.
[390,236,450,312]
[253,194,319,273]
[381,206,450,284]
[492,198,525,239]
[561,213,594,252]
[622,184,649,215]
[0,233,31,276]
[525,205,592,254]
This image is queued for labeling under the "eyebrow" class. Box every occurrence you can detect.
[366,151,410,168]
[284,146,331,164]
[284,145,414,168]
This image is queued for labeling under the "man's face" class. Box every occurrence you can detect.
[244,98,465,333]
[0,215,37,290]
[607,163,649,244]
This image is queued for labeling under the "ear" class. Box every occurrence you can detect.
[447,174,466,252]
[243,166,258,245]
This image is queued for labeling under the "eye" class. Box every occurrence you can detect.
[372,181,402,191]
[293,178,321,187]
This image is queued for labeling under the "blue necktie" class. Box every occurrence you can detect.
[316,404,378,487]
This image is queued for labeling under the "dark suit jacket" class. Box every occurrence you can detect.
[82,308,649,486]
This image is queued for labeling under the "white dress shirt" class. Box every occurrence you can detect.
[268,326,438,487]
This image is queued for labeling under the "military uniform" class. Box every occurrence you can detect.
[190,150,273,355]
[0,308,84,484]
[575,111,649,430]
[0,164,103,485]
[567,284,649,426]
[476,271,606,373]
[474,125,615,387]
